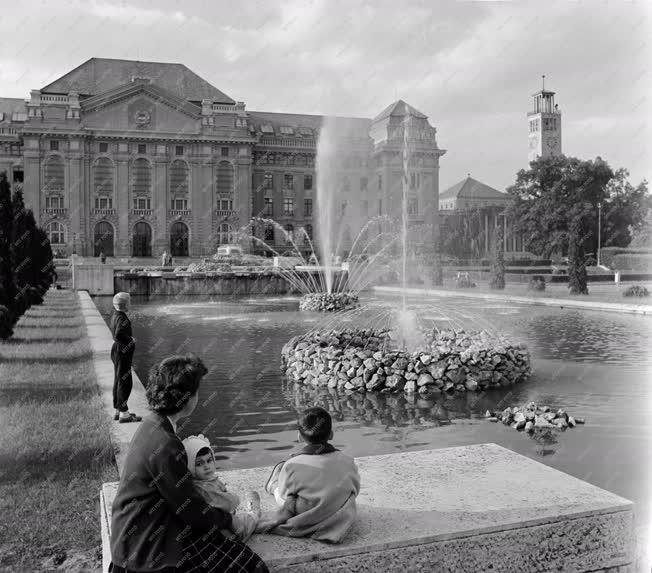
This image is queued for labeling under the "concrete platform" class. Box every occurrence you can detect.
[102,443,634,572]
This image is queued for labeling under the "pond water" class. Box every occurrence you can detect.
[94,293,652,528]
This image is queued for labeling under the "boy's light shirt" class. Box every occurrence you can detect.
[273,486,285,506]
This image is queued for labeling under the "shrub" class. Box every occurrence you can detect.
[455,273,476,288]
[0,304,13,339]
[611,254,652,272]
[568,218,588,295]
[527,275,546,291]
[600,247,652,269]
[623,285,650,298]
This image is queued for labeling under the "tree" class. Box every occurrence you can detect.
[11,188,38,315]
[628,208,652,248]
[32,227,55,296]
[506,155,615,257]
[0,172,16,326]
[440,204,486,260]
[568,217,588,295]
[489,222,505,289]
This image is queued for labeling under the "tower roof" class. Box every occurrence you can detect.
[439,175,508,201]
[40,57,235,103]
[372,99,427,122]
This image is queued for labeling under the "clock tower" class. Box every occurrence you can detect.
[527,75,562,163]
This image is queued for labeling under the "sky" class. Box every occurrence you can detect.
[0,0,650,192]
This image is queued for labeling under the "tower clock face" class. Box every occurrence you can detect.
[546,137,558,150]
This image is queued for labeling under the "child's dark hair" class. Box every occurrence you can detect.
[196,446,213,459]
[298,407,332,444]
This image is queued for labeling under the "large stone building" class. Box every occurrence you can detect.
[0,58,445,260]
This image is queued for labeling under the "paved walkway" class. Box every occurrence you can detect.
[373,286,652,316]
[78,291,148,473]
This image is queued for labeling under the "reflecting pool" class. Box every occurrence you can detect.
[94,294,652,529]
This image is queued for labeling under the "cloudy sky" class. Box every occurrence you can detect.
[0,0,649,191]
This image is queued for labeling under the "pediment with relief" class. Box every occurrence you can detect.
[80,82,202,134]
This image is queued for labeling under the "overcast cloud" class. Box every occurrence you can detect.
[0,0,649,191]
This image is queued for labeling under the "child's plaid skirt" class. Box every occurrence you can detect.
[109,531,269,573]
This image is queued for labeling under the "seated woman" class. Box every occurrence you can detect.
[109,354,268,573]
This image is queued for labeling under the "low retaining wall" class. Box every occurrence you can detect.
[282,328,531,394]
[101,443,635,572]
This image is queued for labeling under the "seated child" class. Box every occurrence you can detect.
[182,434,260,542]
[258,406,360,543]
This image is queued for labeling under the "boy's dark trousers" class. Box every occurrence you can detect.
[111,343,134,412]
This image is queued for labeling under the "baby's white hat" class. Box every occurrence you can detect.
[182,434,214,476]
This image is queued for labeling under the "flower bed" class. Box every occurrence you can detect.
[281,328,531,393]
[299,292,359,312]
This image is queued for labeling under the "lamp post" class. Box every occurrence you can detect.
[597,202,602,267]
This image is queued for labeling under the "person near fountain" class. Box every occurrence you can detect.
[257,406,360,543]
[109,354,269,573]
[182,434,261,542]
[110,292,141,423]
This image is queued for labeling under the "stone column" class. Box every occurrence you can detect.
[236,149,252,252]
[115,159,129,257]
[23,140,41,224]
[67,149,85,255]
[191,156,214,257]
[153,159,168,256]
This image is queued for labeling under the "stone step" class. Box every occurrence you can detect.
[101,443,634,572]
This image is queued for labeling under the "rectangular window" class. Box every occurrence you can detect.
[176,145,184,156]
[134,197,151,210]
[46,196,62,209]
[96,196,112,209]
[284,174,294,190]
[138,143,147,154]
[99,142,108,153]
[408,197,418,215]
[304,198,313,216]
[360,177,368,192]
[221,147,229,157]
[283,198,294,216]
[264,173,273,189]
[304,174,313,190]
[264,197,273,216]
[50,140,59,151]
[171,198,188,210]
[220,199,232,211]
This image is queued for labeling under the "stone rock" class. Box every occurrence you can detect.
[404,380,416,394]
[543,412,556,422]
[514,412,526,423]
[327,377,338,388]
[427,364,446,379]
[534,415,555,428]
[464,378,478,392]
[372,351,384,361]
[556,418,569,429]
[418,385,431,395]
[525,411,535,421]
[484,410,492,418]
[556,409,569,422]
[568,416,576,428]
[417,373,435,387]
[346,367,356,378]
[525,421,534,432]
[514,419,526,430]
[443,382,455,393]
[363,358,377,370]
[575,417,585,424]
[414,361,426,374]
[488,417,499,422]
[344,381,355,390]
[454,383,466,392]
[385,374,406,391]
[351,376,365,388]
[366,372,385,391]
[391,357,409,370]
[405,372,418,381]
[420,354,432,365]
[542,406,550,413]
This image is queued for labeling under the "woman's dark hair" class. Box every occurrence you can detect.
[146,354,208,415]
[298,406,332,444]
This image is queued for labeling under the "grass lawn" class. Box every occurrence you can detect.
[423,279,652,306]
[0,290,118,572]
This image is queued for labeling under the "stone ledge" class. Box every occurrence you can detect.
[101,443,634,572]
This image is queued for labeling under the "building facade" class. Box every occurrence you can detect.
[0,58,445,260]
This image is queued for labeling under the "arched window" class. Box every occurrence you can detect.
[284,224,294,244]
[94,221,114,257]
[170,221,189,257]
[216,161,234,195]
[169,159,189,195]
[132,221,152,257]
[131,158,152,196]
[46,221,66,245]
[44,155,65,194]
[218,223,233,245]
